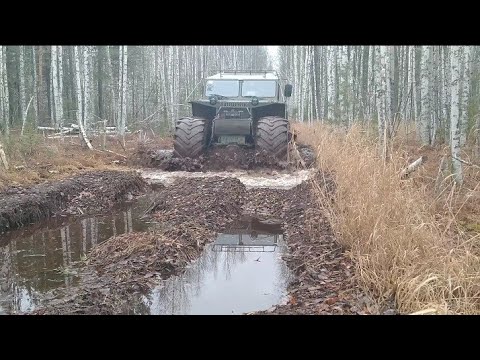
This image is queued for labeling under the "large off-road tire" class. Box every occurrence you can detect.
[255,116,289,159]
[173,117,209,158]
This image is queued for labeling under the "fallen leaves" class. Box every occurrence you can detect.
[325,297,338,305]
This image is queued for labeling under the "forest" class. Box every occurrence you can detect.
[0,45,479,315]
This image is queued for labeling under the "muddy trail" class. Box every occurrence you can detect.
[21,171,365,315]
[0,142,375,315]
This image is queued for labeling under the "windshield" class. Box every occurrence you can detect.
[241,80,277,97]
[205,80,239,97]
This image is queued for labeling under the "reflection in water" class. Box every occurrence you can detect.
[0,195,155,314]
[143,226,292,315]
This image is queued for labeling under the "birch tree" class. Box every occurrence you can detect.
[117,45,128,137]
[375,46,388,158]
[450,46,463,185]
[50,46,64,128]
[0,46,9,134]
[73,46,93,150]
[459,46,472,146]
[19,46,26,125]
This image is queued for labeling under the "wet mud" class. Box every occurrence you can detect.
[131,143,316,172]
[0,170,147,235]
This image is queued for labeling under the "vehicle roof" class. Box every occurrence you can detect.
[206,71,279,81]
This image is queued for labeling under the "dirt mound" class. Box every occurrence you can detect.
[201,146,287,171]
[150,177,246,228]
[129,143,174,169]
[0,170,147,234]
[132,143,316,172]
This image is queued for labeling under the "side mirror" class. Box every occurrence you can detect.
[284,84,293,98]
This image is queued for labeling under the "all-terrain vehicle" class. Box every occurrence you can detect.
[173,70,293,159]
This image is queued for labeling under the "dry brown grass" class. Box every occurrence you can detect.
[0,130,173,190]
[295,122,480,314]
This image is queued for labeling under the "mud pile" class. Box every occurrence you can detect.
[132,143,316,172]
[129,143,174,169]
[150,176,245,227]
[0,170,146,234]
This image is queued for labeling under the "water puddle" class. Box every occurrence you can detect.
[138,217,292,315]
[0,194,155,314]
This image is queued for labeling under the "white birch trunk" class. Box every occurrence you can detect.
[51,46,59,127]
[327,47,336,120]
[117,45,128,136]
[429,46,437,144]
[420,46,431,145]
[57,46,64,130]
[31,46,38,129]
[74,46,83,126]
[443,47,452,140]
[0,46,9,134]
[386,46,394,135]
[450,46,463,185]
[300,46,309,121]
[19,46,26,123]
[408,46,416,122]
[83,46,92,131]
[376,46,388,156]
[438,47,446,130]
[459,46,471,146]
[74,46,93,150]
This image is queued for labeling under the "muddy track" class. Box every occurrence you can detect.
[0,170,147,235]
[30,172,365,315]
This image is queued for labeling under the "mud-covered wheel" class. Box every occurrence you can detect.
[173,117,209,158]
[255,116,289,159]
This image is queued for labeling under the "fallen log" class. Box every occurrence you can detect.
[77,120,93,150]
[401,156,427,179]
[94,149,127,159]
